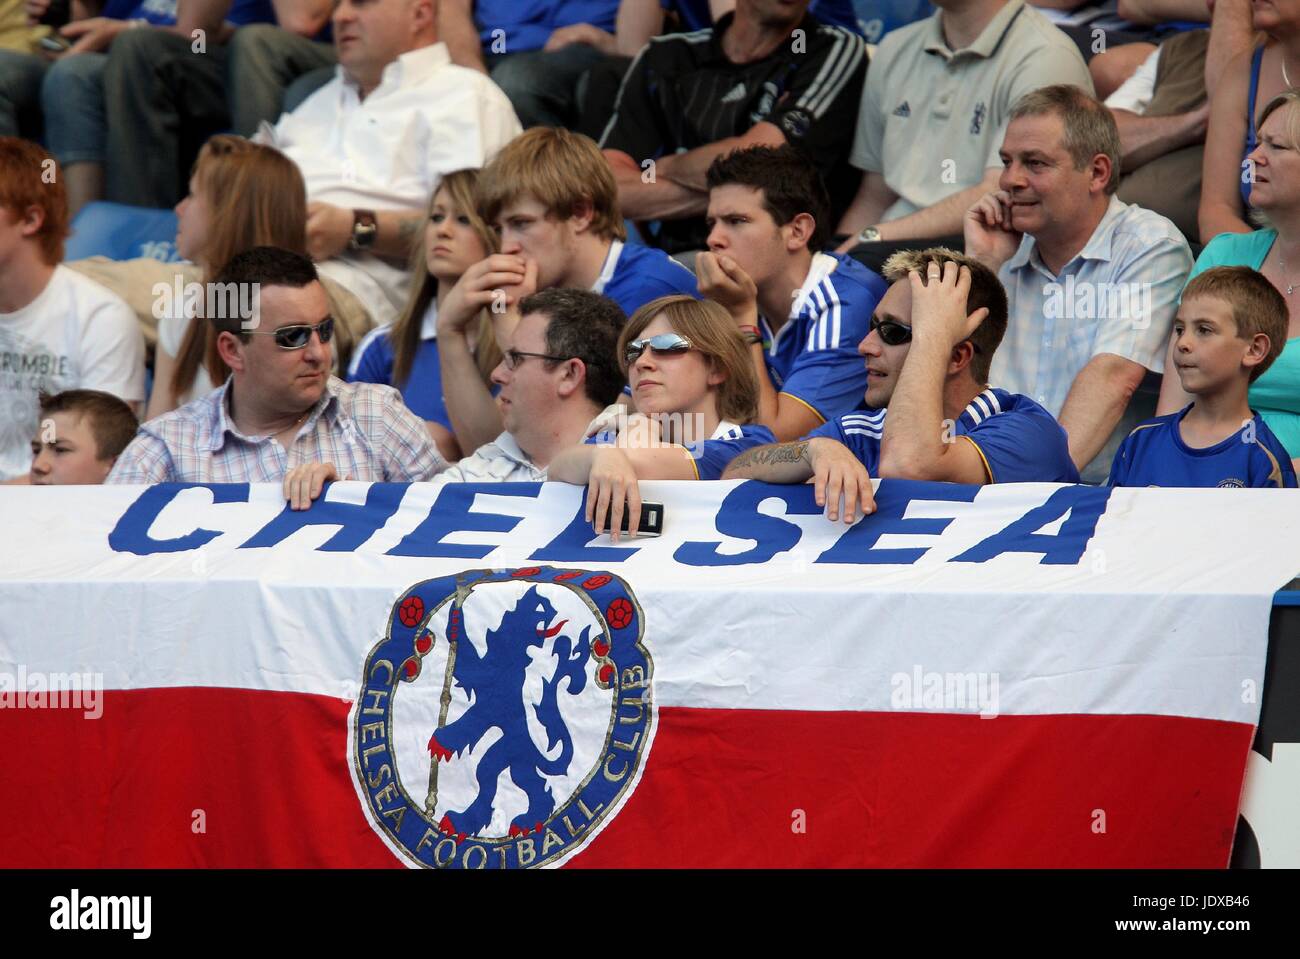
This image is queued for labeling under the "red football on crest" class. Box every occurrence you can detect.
[593,638,610,657]
[606,598,633,630]
[398,596,424,628]
[512,567,542,577]
[599,664,615,685]
[582,575,612,590]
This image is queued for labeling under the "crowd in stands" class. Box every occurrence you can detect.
[2,0,1297,536]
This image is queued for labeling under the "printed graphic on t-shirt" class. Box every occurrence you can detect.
[0,327,76,478]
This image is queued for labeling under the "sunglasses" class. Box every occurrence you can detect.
[246,317,335,350]
[625,332,693,366]
[868,316,983,354]
[869,316,912,346]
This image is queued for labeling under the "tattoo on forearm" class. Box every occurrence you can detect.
[729,442,810,472]
[398,217,420,245]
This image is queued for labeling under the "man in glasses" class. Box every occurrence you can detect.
[723,249,1078,521]
[280,288,626,504]
[108,246,448,485]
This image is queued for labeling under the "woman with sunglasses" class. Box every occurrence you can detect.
[547,295,775,541]
[347,170,500,461]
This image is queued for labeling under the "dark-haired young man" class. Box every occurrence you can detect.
[724,249,1078,521]
[599,0,867,254]
[697,144,887,440]
[107,246,447,485]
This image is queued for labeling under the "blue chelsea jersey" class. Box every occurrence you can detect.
[808,388,1080,483]
[1108,406,1297,488]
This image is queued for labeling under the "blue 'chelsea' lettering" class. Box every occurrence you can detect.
[388,484,541,558]
[243,483,406,551]
[674,483,822,566]
[107,483,250,555]
[815,481,979,565]
[106,481,1111,567]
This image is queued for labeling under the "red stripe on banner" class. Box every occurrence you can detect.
[575,708,1253,869]
[0,691,1251,868]
[0,688,397,869]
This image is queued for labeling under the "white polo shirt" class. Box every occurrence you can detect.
[850,0,1092,222]
[441,432,548,483]
[270,43,521,321]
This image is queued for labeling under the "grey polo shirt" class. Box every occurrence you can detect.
[850,0,1093,222]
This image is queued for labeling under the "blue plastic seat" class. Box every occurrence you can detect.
[66,202,182,263]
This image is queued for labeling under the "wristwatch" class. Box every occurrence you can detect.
[856,225,882,244]
[349,209,378,251]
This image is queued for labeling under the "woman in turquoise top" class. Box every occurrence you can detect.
[1160,91,1300,470]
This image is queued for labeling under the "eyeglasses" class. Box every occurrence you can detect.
[246,317,335,350]
[869,316,912,346]
[624,332,693,366]
[503,349,570,370]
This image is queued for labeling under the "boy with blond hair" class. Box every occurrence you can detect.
[439,126,696,452]
[1109,267,1296,488]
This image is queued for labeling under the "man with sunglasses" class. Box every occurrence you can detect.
[108,246,448,485]
[723,249,1078,521]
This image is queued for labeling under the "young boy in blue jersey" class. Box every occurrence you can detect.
[1109,267,1297,489]
[696,145,888,442]
[724,248,1078,522]
[437,126,698,455]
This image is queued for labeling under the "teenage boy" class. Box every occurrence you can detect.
[28,390,139,485]
[0,137,144,482]
[1109,267,1297,489]
[724,248,1079,522]
[438,126,696,452]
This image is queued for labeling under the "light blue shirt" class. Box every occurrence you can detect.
[991,195,1193,482]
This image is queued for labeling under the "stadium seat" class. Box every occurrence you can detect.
[66,202,182,263]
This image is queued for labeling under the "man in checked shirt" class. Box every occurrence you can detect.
[107,246,448,486]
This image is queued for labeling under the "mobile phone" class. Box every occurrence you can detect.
[38,35,70,52]
[600,502,664,537]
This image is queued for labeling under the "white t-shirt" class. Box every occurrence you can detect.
[267,42,521,319]
[0,264,145,479]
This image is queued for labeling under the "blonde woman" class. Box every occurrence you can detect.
[547,294,775,541]
[348,170,500,461]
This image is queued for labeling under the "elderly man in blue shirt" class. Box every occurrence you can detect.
[964,83,1193,483]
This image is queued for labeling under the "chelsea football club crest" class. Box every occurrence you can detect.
[351,566,654,869]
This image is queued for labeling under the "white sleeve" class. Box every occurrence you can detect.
[1104,47,1161,115]
[80,294,146,403]
[157,312,188,359]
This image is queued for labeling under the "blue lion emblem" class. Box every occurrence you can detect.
[428,586,592,838]
[355,567,653,869]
